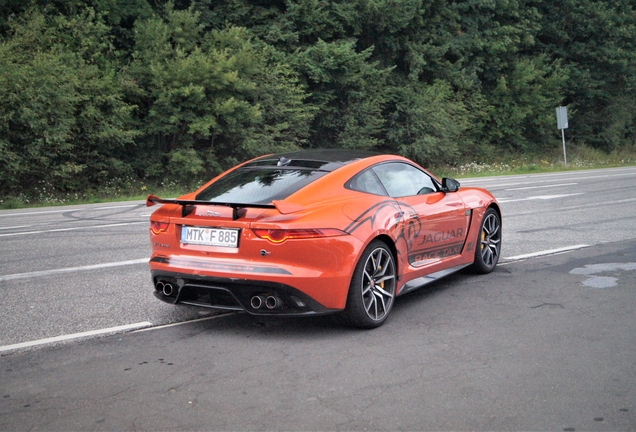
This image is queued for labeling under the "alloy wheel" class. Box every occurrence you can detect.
[480,212,501,267]
[361,247,396,321]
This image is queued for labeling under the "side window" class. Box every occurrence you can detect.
[372,162,438,198]
[348,169,388,196]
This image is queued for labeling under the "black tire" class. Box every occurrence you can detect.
[340,240,397,329]
[471,207,502,274]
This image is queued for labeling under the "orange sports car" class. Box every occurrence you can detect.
[147,150,501,328]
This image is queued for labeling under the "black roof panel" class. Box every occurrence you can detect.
[247,149,379,172]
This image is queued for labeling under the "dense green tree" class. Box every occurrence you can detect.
[534,0,636,151]
[128,4,314,185]
[292,38,390,150]
[384,80,471,164]
[486,55,567,153]
[2,0,635,200]
[0,8,136,195]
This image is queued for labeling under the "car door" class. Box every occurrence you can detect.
[372,162,470,268]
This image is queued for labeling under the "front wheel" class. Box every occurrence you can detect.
[471,207,502,274]
[340,240,397,329]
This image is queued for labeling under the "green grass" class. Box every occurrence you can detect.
[431,144,636,179]
[2,145,636,210]
[0,180,195,210]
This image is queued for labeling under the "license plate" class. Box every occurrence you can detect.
[181,226,239,248]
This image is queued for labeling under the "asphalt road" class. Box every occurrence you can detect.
[460,166,636,259]
[0,166,636,430]
[1,166,636,348]
[1,238,635,431]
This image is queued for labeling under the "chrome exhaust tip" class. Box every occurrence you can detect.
[251,295,266,309]
[156,281,175,296]
[162,283,174,296]
[265,295,283,310]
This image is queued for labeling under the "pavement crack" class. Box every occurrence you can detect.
[530,302,564,309]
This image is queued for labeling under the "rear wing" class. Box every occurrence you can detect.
[146,195,276,220]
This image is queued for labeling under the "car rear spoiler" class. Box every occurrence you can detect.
[146,195,303,220]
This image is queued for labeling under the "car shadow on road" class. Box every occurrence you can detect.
[167,268,504,339]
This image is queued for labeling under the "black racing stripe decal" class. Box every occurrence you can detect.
[408,241,465,265]
[343,200,421,256]
[150,256,292,275]
[343,200,404,234]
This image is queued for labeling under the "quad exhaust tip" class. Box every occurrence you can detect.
[266,295,283,310]
[251,295,283,310]
[250,295,267,309]
[156,281,175,297]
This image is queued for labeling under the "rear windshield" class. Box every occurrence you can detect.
[195,167,327,204]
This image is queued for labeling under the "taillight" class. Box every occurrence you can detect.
[251,228,346,244]
[150,221,170,235]
[252,228,347,243]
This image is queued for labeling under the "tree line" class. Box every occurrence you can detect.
[1,0,635,198]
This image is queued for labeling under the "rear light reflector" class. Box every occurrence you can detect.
[251,228,346,243]
[150,221,170,234]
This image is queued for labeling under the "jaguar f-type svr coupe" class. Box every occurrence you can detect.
[147,150,501,328]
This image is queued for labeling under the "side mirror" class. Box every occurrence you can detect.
[441,177,460,192]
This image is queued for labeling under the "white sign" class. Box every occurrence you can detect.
[556,106,568,130]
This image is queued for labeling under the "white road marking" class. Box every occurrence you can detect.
[133,313,236,332]
[0,258,148,282]
[0,322,153,353]
[543,172,636,182]
[0,203,141,218]
[0,221,147,237]
[0,208,74,217]
[500,196,636,217]
[503,244,589,261]
[0,224,34,230]
[92,204,141,210]
[506,183,577,191]
[498,193,584,203]
[462,169,636,188]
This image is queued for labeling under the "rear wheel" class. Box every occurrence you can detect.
[471,207,501,274]
[340,240,397,329]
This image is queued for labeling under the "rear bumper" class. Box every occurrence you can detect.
[148,237,360,310]
[151,270,340,316]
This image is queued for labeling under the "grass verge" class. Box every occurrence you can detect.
[2,145,635,210]
[432,145,636,179]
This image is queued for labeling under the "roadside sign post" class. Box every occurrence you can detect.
[556,106,568,166]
